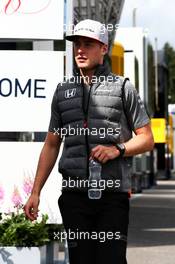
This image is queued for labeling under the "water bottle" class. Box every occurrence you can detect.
[88,159,102,199]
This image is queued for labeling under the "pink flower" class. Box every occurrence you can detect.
[23,176,34,196]
[12,186,22,207]
[0,185,4,203]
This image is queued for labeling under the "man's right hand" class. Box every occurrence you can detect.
[23,194,40,221]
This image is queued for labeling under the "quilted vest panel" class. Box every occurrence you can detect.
[57,76,132,191]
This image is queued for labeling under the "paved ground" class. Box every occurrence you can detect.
[127,179,175,264]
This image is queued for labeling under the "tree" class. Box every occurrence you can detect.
[164,42,175,103]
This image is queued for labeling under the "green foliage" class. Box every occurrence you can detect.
[0,211,50,247]
[164,42,175,103]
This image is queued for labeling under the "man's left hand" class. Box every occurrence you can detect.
[90,145,120,164]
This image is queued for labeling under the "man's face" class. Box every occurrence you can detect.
[73,36,108,70]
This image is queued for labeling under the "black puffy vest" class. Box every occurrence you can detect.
[56,64,133,191]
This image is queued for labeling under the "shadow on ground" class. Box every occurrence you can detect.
[128,180,175,248]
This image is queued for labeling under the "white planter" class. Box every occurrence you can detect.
[0,246,46,264]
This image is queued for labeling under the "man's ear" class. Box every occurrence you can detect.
[101,44,108,55]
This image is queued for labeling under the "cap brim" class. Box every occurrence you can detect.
[65,34,106,45]
[65,35,77,41]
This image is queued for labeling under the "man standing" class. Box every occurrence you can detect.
[24,19,154,264]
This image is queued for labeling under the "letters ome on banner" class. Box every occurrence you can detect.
[0,50,64,132]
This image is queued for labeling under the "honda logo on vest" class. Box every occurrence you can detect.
[65,88,76,99]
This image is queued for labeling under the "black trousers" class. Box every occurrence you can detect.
[58,191,130,264]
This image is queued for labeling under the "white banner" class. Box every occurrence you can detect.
[0,0,64,39]
[0,50,64,132]
[0,142,63,224]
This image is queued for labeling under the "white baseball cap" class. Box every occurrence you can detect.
[65,19,108,45]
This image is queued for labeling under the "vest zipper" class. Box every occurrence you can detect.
[82,83,93,179]
[83,82,101,179]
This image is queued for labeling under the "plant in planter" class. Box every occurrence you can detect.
[0,207,50,247]
[0,180,51,263]
[0,182,50,247]
[0,178,64,263]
